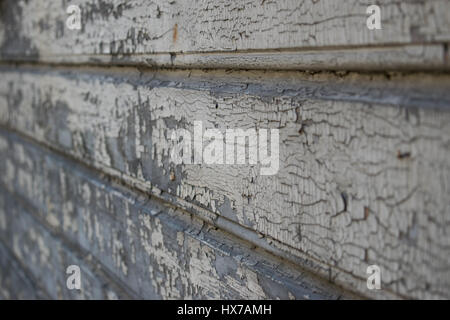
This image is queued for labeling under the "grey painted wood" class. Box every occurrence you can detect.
[0,0,449,70]
[1,66,450,299]
[0,129,352,299]
[0,199,144,299]
[1,0,449,300]
[0,241,50,299]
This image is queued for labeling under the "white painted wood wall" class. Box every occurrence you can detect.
[0,0,449,299]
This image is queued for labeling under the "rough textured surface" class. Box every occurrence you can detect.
[0,241,49,299]
[1,0,449,300]
[1,66,450,299]
[0,130,351,299]
[0,0,449,70]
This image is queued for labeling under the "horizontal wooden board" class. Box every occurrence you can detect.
[17,44,448,72]
[0,0,449,70]
[0,200,138,299]
[0,240,50,299]
[1,66,450,298]
[0,129,350,299]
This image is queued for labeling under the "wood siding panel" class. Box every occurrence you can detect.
[1,67,449,298]
[0,130,350,299]
[0,0,449,70]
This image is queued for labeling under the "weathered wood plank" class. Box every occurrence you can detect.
[0,240,50,299]
[0,129,350,299]
[122,45,448,71]
[0,215,139,300]
[1,66,449,298]
[0,196,138,299]
[0,0,449,70]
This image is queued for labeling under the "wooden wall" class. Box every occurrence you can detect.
[1,0,449,299]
